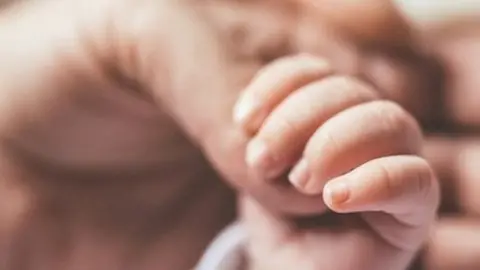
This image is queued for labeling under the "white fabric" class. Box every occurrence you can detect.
[195,222,247,270]
[392,0,480,30]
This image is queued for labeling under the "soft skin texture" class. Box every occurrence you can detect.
[0,0,440,270]
[297,0,413,46]
[302,1,480,268]
[236,55,438,270]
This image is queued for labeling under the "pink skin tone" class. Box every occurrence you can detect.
[420,30,480,270]
[299,1,480,268]
[234,54,438,270]
[0,0,441,269]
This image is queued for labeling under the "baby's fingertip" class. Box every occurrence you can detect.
[246,139,269,168]
[323,179,351,212]
[246,139,284,179]
[233,94,253,123]
[288,159,311,191]
[288,159,328,195]
[233,95,266,134]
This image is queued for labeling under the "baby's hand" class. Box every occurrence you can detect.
[235,54,433,212]
[235,54,440,270]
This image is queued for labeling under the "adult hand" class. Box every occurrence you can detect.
[296,0,412,46]
[0,0,299,269]
[421,29,480,270]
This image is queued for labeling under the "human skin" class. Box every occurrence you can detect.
[0,1,248,269]
[235,54,439,270]
[296,0,413,46]
[300,1,480,268]
[0,0,440,270]
[421,28,480,270]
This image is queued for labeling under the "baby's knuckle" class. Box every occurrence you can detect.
[411,157,438,206]
[272,116,298,134]
[373,101,421,138]
[321,75,378,99]
[375,161,397,198]
[305,129,339,164]
[373,101,407,123]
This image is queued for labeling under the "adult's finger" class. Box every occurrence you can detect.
[436,32,480,128]
[425,218,480,270]
[362,49,444,126]
[129,2,331,216]
[424,137,480,215]
[297,0,412,46]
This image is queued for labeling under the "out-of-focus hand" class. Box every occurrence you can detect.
[296,0,413,46]
[0,0,300,269]
[423,136,480,270]
[420,29,480,270]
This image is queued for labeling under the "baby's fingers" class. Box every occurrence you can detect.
[325,155,439,226]
[233,54,331,134]
[290,101,422,194]
[324,156,439,251]
[247,76,378,179]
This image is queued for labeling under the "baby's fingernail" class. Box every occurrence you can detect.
[289,159,311,191]
[246,140,279,178]
[233,95,258,125]
[324,181,350,206]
